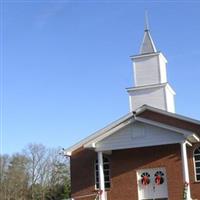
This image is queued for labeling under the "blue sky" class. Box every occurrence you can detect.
[1,1,200,154]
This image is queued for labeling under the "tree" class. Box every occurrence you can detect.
[0,154,29,200]
[0,144,70,200]
[8,154,29,200]
[24,144,70,200]
[45,151,70,200]
[0,154,10,199]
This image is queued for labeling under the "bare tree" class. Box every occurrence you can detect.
[45,148,70,200]
[24,144,70,200]
[0,144,70,200]
[23,144,48,200]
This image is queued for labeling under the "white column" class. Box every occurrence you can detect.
[98,151,106,200]
[181,141,191,199]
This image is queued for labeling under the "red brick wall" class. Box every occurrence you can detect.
[70,144,192,200]
[70,148,97,200]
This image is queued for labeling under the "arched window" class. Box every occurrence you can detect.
[194,146,200,181]
[95,156,111,189]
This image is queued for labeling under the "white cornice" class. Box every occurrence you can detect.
[130,52,167,64]
[84,118,135,148]
[64,112,133,156]
[166,83,176,95]
[126,83,167,92]
[130,51,160,60]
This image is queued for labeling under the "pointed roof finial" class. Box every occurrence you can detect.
[140,12,157,54]
[145,10,149,31]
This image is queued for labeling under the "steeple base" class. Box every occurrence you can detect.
[127,83,175,113]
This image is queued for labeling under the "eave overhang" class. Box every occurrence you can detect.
[64,112,133,156]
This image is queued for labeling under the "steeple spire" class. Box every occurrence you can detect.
[144,10,149,31]
[140,12,157,54]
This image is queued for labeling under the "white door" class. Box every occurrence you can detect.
[137,167,168,200]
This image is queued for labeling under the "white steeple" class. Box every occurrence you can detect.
[127,16,176,113]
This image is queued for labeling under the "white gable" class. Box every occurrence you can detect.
[95,121,184,151]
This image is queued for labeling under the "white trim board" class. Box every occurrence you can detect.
[64,113,133,156]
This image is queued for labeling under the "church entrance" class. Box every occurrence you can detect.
[136,168,168,200]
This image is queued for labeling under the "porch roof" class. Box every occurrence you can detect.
[64,105,200,156]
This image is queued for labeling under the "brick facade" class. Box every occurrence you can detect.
[70,148,96,200]
[70,143,200,200]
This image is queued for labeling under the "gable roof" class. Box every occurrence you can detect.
[64,105,200,156]
[64,112,133,156]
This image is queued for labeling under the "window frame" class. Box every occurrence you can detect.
[94,156,111,190]
[193,146,200,182]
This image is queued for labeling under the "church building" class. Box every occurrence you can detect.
[65,21,200,200]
